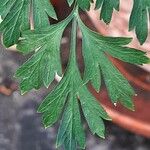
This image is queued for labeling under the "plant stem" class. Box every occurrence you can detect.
[55,16,78,82]
[69,16,78,66]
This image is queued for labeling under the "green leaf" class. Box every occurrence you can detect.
[79,87,111,138]
[99,52,135,109]
[70,0,119,15]
[129,0,150,44]
[56,93,86,150]
[17,18,71,54]
[95,0,119,24]
[15,15,73,94]
[15,48,61,94]
[0,0,57,47]
[78,15,149,109]
[32,0,57,28]
[37,74,70,128]
[67,0,75,7]
[0,0,30,47]
[0,0,16,17]
[4,1,149,149]
[37,50,83,129]
[67,0,93,10]
[38,18,110,149]
[77,0,93,10]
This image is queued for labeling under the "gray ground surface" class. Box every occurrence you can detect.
[0,41,150,150]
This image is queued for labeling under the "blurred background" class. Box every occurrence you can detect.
[0,0,150,150]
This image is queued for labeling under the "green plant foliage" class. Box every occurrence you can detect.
[0,1,150,150]
[56,93,86,150]
[0,0,56,47]
[129,0,150,44]
[38,18,110,149]
[67,0,75,7]
[78,16,149,109]
[95,0,119,24]
[67,0,92,10]
[15,13,73,94]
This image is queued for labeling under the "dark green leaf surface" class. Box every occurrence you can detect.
[38,18,110,149]
[15,15,73,94]
[0,0,56,47]
[6,1,150,150]
[77,0,92,10]
[67,0,75,6]
[95,0,119,24]
[0,0,30,47]
[32,0,57,28]
[15,48,61,94]
[67,0,93,10]
[129,0,150,44]
[56,93,86,150]
[79,87,111,138]
[78,15,149,109]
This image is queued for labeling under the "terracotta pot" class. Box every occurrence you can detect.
[87,0,150,137]
[51,0,71,20]
[51,0,58,5]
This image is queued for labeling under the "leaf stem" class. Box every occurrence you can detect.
[69,16,78,65]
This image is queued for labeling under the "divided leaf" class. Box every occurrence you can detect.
[78,16,149,109]
[16,16,73,94]
[37,74,71,128]
[15,48,61,94]
[77,0,93,10]
[0,0,16,16]
[0,0,30,47]
[67,0,75,7]
[37,51,110,148]
[0,0,56,47]
[37,42,84,128]
[79,87,111,138]
[95,0,120,24]
[38,18,110,149]
[32,0,57,28]
[56,93,86,150]
[99,52,135,109]
[67,0,92,10]
[129,0,150,44]
[37,43,85,149]
[2,1,149,149]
